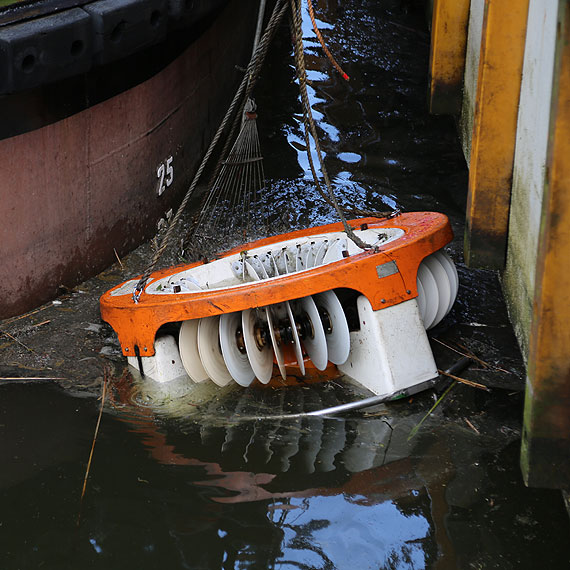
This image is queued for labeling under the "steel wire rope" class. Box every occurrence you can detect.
[246,110,266,236]
[194,104,247,234]
[190,0,394,253]
[253,118,268,237]
[187,4,271,247]
[207,122,247,232]
[203,104,265,243]
[240,114,255,236]
[243,122,254,236]
[194,101,266,248]
[196,103,264,239]
[290,1,396,223]
[133,0,289,301]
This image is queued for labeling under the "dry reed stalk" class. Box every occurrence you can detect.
[77,368,109,527]
[113,248,124,269]
[0,329,38,355]
[437,369,490,391]
[434,337,511,374]
[432,337,489,367]
[0,377,64,381]
[464,418,480,434]
[455,341,511,374]
[0,304,50,327]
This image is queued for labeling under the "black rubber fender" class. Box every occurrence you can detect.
[0,0,231,94]
[0,8,92,93]
[168,0,227,30]
[84,0,168,65]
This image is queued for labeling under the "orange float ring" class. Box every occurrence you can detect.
[100,212,453,358]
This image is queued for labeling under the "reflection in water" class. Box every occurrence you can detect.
[254,0,467,238]
[1,378,569,568]
[270,495,430,569]
[108,371,439,568]
[109,370,405,480]
[101,372,569,570]
[193,0,463,254]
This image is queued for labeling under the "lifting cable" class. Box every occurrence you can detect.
[133,0,396,303]
[289,0,371,250]
[132,0,289,302]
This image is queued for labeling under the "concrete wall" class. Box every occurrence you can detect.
[502,0,558,359]
[459,0,485,163]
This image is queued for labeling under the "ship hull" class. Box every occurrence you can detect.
[0,0,257,318]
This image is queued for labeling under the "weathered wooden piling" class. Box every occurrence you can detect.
[464,0,529,269]
[428,0,570,489]
[428,0,470,115]
[521,1,570,488]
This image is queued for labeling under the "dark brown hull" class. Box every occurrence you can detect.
[0,0,257,319]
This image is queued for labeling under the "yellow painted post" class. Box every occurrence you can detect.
[521,1,570,489]
[464,0,529,269]
[428,0,471,114]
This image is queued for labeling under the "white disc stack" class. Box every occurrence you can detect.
[176,246,459,386]
[178,289,351,387]
[416,250,459,330]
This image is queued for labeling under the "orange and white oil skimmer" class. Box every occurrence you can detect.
[99,212,459,399]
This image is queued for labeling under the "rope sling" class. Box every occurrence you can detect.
[133,0,396,303]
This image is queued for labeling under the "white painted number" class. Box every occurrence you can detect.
[157,163,165,195]
[157,156,174,195]
[166,156,174,187]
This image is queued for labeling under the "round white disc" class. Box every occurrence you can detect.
[305,243,317,268]
[285,301,305,375]
[417,263,439,330]
[299,296,328,370]
[267,251,281,276]
[219,312,255,387]
[416,276,427,323]
[242,308,274,384]
[322,238,347,265]
[266,305,287,380]
[314,240,328,266]
[434,250,459,315]
[244,260,260,281]
[197,316,233,387]
[179,319,209,383]
[424,254,452,328]
[314,290,350,365]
